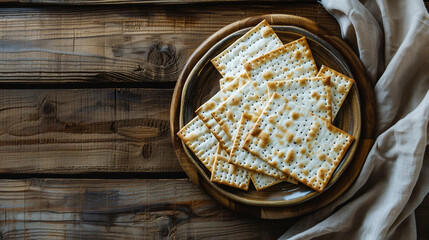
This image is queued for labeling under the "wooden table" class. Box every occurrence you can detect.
[0,1,427,239]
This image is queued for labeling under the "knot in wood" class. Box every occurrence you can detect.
[141,142,152,159]
[42,102,55,116]
[147,43,177,68]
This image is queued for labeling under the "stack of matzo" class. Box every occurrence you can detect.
[178,20,355,192]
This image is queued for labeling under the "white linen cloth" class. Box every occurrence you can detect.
[280,0,429,239]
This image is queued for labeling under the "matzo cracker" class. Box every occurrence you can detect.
[251,172,284,191]
[211,19,283,79]
[243,93,354,192]
[317,65,355,120]
[230,112,289,180]
[177,116,219,171]
[211,144,250,190]
[244,37,318,85]
[196,74,249,154]
[211,81,269,153]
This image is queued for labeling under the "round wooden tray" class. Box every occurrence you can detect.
[170,14,375,219]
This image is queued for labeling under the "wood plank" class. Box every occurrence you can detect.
[4,0,318,4]
[0,178,296,239]
[0,4,339,84]
[0,88,181,173]
[0,178,427,239]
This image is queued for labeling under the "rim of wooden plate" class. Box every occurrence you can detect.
[170,14,375,219]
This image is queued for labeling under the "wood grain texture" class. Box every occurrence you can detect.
[0,179,426,239]
[0,4,339,84]
[2,0,428,5]
[0,178,296,239]
[0,2,425,238]
[7,0,318,4]
[0,88,181,173]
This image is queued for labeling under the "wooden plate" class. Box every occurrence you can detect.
[170,15,375,219]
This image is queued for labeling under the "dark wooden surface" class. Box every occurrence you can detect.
[0,179,299,239]
[0,1,427,239]
[0,88,178,173]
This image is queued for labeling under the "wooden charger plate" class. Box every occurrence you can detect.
[170,15,375,219]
